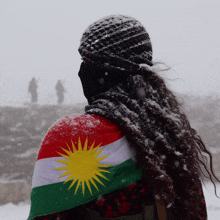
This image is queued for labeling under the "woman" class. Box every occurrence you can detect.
[28,15,219,220]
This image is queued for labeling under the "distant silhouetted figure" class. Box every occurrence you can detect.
[55,80,66,104]
[28,77,38,103]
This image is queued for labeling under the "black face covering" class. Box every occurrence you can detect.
[78,61,131,103]
[78,61,110,103]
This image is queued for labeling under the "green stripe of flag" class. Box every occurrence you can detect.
[28,158,143,219]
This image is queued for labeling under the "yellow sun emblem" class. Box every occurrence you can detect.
[54,137,112,196]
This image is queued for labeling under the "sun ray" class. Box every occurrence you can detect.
[55,137,111,196]
[64,143,72,154]
[54,159,69,165]
[78,137,82,151]
[96,155,109,162]
[83,137,88,152]
[88,140,96,152]
[82,181,85,196]
[71,140,77,152]
[97,169,111,173]
[74,180,81,195]
[85,179,92,195]
[64,173,75,184]
[95,172,110,181]
[68,178,78,190]
[60,147,71,156]
[98,163,112,168]
[92,147,104,158]
[93,175,105,187]
[90,178,99,191]
[56,152,70,160]
[92,143,102,154]
[54,166,69,171]
[58,170,72,179]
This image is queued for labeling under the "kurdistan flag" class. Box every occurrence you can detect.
[28,114,144,219]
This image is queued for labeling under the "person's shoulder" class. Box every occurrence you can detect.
[46,114,119,137]
[39,114,124,159]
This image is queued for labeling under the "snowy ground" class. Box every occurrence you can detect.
[0,182,219,220]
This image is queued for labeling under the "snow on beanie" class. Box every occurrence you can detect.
[78,15,153,72]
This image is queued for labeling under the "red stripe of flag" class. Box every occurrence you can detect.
[37,115,123,160]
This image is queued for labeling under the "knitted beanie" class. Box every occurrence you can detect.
[78,15,153,72]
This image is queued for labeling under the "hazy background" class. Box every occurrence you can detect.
[0,1,220,218]
[0,0,220,106]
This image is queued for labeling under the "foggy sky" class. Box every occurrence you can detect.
[0,0,220,106]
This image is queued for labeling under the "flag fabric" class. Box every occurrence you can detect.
[28,115,144,219]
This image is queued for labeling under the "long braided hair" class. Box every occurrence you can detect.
[78,15,220,219]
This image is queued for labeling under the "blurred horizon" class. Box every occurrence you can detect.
[0,0,220,106]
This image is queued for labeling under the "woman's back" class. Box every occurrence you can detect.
[28,14,216,220]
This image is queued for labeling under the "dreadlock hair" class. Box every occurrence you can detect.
[84,65,220,219]
[78,14,219,219]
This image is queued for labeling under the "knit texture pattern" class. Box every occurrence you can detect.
[78,15,153,71]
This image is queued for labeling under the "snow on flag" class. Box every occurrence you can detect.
[28,115,143,219]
